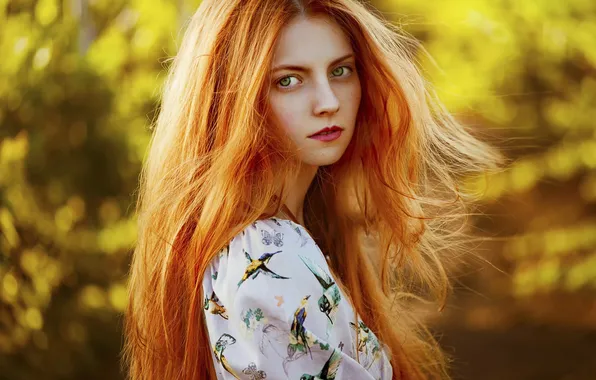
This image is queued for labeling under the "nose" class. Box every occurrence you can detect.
[312,80,339,116]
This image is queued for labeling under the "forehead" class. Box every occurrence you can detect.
[271,15,353,66]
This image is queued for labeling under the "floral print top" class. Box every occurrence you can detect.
[202,217,394,379]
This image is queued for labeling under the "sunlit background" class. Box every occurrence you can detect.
[1,0,595,379]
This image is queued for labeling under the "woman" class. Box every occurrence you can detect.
[122,0,501,379]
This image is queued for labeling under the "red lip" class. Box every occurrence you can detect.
[308,125,344,138]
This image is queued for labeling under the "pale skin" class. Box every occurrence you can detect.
[268,14,362,225]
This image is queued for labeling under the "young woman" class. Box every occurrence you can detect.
[122,0,501,379]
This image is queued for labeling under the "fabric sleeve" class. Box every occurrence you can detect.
[201,218,384,380]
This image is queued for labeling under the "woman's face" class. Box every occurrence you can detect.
[268,15,362,167]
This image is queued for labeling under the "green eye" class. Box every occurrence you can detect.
[277,76,300,88]
[279,77,292,87]
[332,65,353,77]
[332,67,345,76]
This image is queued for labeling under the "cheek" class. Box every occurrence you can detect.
[347,82,362,111]
[270,95,305,135]
[336,82,362,115]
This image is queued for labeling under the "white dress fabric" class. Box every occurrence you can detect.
[202,217,394,379]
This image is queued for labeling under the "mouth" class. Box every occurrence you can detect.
[308,125,344,138]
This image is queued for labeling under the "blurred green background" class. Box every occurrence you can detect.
[1,0,595,379]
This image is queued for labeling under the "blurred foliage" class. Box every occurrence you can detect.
[0,0,199,378]
[378,0,596,298]
[0,0,595,379]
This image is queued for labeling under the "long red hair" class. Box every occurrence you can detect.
[121,0,502,379]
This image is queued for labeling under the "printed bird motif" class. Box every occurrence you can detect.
[218,245,230,258]
[290,295,314,358]
[300,349,343,380]
[350,321,371,354]
[299,255,342,325]
[213,333,239,379]
[350,320,381,368]
[292,224,309,247]
[237,249,290,288]
[203,291,228,320]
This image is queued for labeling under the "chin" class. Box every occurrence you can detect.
[300,150,347,167]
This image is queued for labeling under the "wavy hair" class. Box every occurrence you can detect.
[122,0,502,379]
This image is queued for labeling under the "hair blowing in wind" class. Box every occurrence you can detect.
[121,0,502,379]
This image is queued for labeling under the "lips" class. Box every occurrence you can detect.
[308,125,343,137]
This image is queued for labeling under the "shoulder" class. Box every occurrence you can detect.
[239,217,313,251]
[210,217,317,267]
[201,217,362,365]
[203,217,321,291]
[205,217,322,290]
[202,216,341,320]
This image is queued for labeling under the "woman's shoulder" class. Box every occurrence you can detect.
[202,217,326,295]
[208,216,319,268]
[201,217,393,379]
[241,216,314,250]
[203,217,345,317]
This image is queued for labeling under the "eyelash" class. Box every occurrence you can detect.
[275,65,355,91]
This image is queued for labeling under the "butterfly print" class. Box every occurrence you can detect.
[261,229,284,247]
[242,362,267,379]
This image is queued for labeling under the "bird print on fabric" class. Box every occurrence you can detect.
[201,218,394,379]
[282,219,310,247]
[237,248,290,288]
[299,255,342,329]
[218,245,230,258]
[261,228,284,247]
[203,290,228,320]
[293,225,309,247]
[350,320,382,369]
[300,349,343,380]
[213,333,239,379]
[269,217,283,227]
[290,295,315,359]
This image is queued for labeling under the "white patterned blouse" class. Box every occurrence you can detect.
[201,217,393,379]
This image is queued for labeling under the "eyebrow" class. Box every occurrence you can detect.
[271,53,355,73]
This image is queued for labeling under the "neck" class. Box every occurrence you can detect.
[277,164,318,225]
